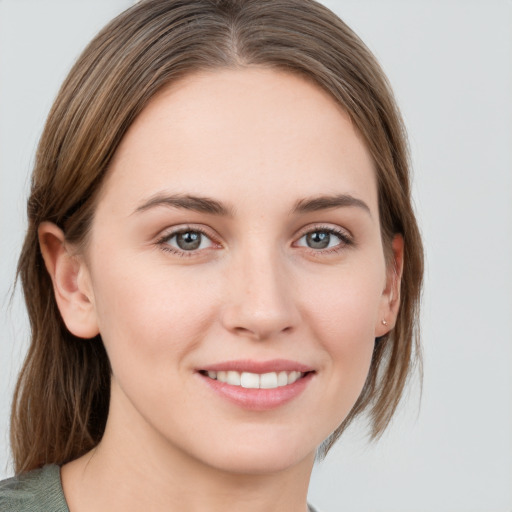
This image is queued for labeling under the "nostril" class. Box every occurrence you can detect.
[231,323,294,341]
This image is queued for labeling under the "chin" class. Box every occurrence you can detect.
[210,448,314,476]
[187,427,320,476]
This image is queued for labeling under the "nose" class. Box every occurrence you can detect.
[221,248,300,341]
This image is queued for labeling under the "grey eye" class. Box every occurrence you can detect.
[295,228,349,251]
[175,231,203,250]
[159,227,217,255]
[305,231,331,249]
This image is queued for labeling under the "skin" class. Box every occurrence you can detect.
[39,68,403,512]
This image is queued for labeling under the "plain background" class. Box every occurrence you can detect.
[1,1,511,511]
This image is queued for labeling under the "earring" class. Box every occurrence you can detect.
[381,319,388,326]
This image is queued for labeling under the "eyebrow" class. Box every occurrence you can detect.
[292,194,372,216]
[134,193,234,216]
[134,192,371,218]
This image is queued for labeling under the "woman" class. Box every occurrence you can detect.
[1,0,423,510]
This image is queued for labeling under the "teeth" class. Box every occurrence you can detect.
[277,371,288,386]
[226,370,241,386]
[288,371,301,385]
[206,370,305,389]
[241,372,260,389]
[260,372,278,389]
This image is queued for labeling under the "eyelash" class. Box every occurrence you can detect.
[155,224,353,257]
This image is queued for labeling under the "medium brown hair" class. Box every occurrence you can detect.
[11,0,423,473]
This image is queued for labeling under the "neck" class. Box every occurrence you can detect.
[61,383,315,512]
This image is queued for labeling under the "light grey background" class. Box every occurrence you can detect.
[1,1,511,511]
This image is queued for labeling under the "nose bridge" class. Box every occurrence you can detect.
[222,240,299,340]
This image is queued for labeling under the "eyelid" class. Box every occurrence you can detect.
[295,223,353,239]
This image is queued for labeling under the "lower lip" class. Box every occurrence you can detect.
[198,372,314,411]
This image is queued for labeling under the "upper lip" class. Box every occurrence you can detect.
[199,359,314,374]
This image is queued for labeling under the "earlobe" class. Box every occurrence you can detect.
[375,234,404,337]
[38,222,99,339]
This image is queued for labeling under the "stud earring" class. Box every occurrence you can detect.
[381,319,388,326]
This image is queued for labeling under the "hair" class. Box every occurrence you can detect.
[11,0,423,473]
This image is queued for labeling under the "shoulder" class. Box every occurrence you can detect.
[0,465,69,512]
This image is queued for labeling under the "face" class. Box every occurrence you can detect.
[69,68,398,474]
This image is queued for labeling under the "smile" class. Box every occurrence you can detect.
[201,370,305,389]
[197,360,315,410]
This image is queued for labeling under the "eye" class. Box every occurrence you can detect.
[157,228,217,254]
[295,227,352,251]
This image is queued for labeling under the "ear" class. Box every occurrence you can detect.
[375,234,404,337]
[38,222,99,339]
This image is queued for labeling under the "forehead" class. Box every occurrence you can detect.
[99,67,377,216]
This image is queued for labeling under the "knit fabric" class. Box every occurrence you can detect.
[0,465,69,512]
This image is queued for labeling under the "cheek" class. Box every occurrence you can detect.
[89,254,221,376]
[300,263,384,410]
[303,261,384,343]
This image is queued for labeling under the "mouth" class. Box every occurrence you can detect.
[198,369,309,389]
[196,360,315,410]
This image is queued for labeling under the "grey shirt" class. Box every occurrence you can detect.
[0,465,69,512]
[0,464,321,511]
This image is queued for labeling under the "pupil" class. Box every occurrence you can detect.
[177,231,201,250]
[306,231,330,249]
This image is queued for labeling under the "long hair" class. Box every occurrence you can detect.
[11,0,423,472]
